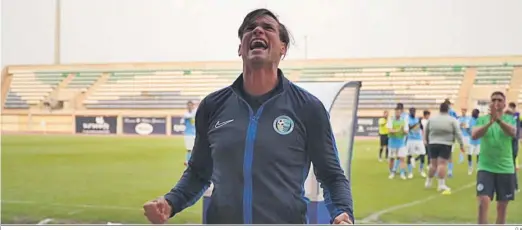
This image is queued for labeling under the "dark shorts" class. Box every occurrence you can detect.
[476,170,516,201]
[379,134,388,146]
[428,144,452,160]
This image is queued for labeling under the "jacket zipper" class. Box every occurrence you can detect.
[237,92,283,224]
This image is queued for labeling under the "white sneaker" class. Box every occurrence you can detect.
[400,174,407,180]
[378,158,383,162]
[420,171,427,178]
[407,173,414,179]
[438,185,452,195]
[437,185,451,192]
[388,173,395,179]
[425,178,432,188]
[468,168,473,175]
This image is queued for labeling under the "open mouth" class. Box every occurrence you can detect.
[249,39,268,50]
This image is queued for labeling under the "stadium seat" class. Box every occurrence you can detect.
[295,66,465,109]
[84,72,231,109]
[66,72,103,90]
[475,66,513,87]
[4,61,518,112]
[4,72,66,108]
[472,66,513,104]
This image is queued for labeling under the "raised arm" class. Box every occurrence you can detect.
[497,116,516,137]
[472,117,493,140]
[164,98,213,217]
[304,99,354,224]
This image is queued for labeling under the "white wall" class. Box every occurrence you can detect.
[2,0,522,67]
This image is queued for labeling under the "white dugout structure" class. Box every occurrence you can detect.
[202,81,362,224]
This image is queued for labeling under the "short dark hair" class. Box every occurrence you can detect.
[443,98,452,105]
[509,102,516,108]
[423,110,430,116]
[396,103,404,109]
[440,103,449,113]
[238,9,292,53]
[491,91,506,99]
[472,109,480,118]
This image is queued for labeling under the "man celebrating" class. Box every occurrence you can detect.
[378,110,389,162]
[143,8,354,225]
[472,92,516,224]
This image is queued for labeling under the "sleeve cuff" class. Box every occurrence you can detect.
[164,194,179,218]
[330,209,355,224]
[330,209,344,224]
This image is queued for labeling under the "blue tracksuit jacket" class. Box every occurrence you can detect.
[164,69,354,224]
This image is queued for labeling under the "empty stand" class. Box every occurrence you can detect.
[298,66,464,109]
[4,58,521,112]
[470,66,513,104]
[200,69,241,80]
[4,91,29,109]
[474,66,513,87]
[67,72,103,90]
[4,72,67,109]
[84,71,233,109]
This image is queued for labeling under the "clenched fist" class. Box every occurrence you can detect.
[143,197,172,224]
[333,212,353,225]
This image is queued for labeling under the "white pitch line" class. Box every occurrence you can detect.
[1,200,139,211]
[1,199,201,214]
[360,182,475,223]
[37,218,54,225]
[67,210,84,216]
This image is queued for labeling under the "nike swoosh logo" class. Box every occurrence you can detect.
[215,119,234,129]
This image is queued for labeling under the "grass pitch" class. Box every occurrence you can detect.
[1,134,521,224]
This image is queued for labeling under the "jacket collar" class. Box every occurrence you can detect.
[230,68,290,95]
